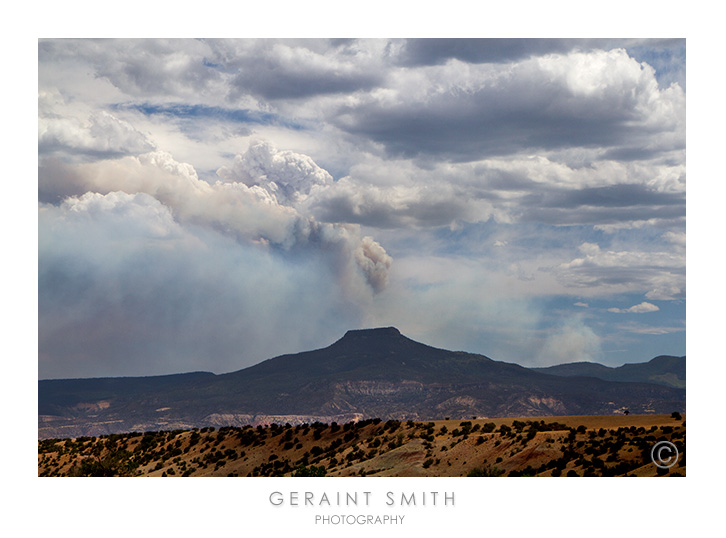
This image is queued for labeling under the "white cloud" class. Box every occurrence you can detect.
[663,231,686,247]
[39,108,156,157]
[555,242,685,300]
[616,322,685,335]
[608,301,660,314]
[39,143,393,298]
[216,139,333,206]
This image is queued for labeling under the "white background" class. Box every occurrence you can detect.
[6,1,723,536]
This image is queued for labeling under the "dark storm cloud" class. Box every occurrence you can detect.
[514,184,685,226]
[397,38,587,65]
[337,100,634,161]
[557,184,684,208]
[307,184,472,229]
[398,38,684,67]
[230,62,382,100]
[524,184,684,209]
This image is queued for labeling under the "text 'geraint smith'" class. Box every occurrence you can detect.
[269,491,455,507]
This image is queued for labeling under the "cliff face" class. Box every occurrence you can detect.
[38,328,686,439]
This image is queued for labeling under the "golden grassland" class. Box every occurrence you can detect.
[38,414,685,477]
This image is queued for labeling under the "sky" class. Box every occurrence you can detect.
[37,38,686,379]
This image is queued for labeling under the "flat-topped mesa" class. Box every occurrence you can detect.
[329,327,411,353]
[342,327,401,340]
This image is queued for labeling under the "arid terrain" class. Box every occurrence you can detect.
[38,413,685,477]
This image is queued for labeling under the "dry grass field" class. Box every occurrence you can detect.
[38,414,685,477]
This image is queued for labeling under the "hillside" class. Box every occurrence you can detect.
[533,355,686,388]
[37,414,686,477]
[39,328,686,439]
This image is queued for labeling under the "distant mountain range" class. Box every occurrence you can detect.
[533,355,685,389]
[38,327,685,439]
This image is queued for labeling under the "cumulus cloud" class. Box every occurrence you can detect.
[39,141,393,299]
[332,48,684,162]
[608,302,660,314]
[216,139,333,205]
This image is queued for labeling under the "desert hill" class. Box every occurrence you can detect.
[37,414,686,477]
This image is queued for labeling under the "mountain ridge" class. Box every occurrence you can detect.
[38,327,685,439]
[533,355,686,388]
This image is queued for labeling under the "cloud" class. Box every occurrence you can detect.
[37,39,686,376]
[38,105,156,158]
[216,39,386,100]
[616,322,686,335]
[217,139,333,205]
[39,39,226,102]
[39,141,393,300]
[303,176,494,229]
[553,242,685,300]
[300,151,684,233]
[396,38,581,66]
[396,38,684,68]
[608,302,660,314]
[662,231,686,247]
[331,49,684,162]
[518,182,685,226]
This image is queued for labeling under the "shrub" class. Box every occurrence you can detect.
[293,465,326,477]
[467,465,504,477]
[481,423,496,433]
